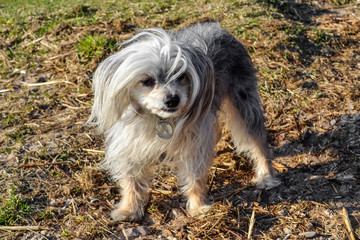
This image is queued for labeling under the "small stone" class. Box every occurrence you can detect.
[122,226,148,239]
[299,231,317,238]
[330,119,336,126]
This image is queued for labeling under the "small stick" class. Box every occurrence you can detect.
[207,214,224,233]
[45,161,77,183]
[179,206,193,219]
[208,167,217,194]
[342,207,356,240]
[82,149,105,154]
[225,228,242,239]
[0,226,49,231]
[228,185,249,200]
[48,52,71,60]
[85,133,93,141]
[23,37,44,47]
[247,190,262,240]
[22,81,74,87]
[0,89,11,93]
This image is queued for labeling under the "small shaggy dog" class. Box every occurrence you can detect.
[88,22,280,221]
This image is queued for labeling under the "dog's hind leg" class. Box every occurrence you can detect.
[222,96,280,189]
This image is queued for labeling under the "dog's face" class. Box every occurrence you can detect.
[88,29,216,132]
[131,72,190,119]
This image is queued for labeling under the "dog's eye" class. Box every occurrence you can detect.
[177,73,187,82]
[141,77,156,87]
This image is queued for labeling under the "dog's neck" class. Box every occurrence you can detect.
[129,100,175,140]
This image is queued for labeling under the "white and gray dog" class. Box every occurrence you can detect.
[88,22,280,221]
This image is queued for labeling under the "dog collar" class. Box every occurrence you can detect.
[156,119,173,139]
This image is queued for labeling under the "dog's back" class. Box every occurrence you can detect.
[175,23,262,135]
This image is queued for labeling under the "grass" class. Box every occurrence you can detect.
[0,187,31,226]
[76,34,117,63]
[0,0,359,239]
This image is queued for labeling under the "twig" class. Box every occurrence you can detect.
[85,133,93,141]
[207,214,224,233]
[227,185,249,199]
[82,148,105,154]
[48,52,71,60]
[23,37,44,47]
[208,167,217,194]
[22,81,74,87]
[225,228,242,239]
[342,207,356,240]
[247,190,262,240]
[62,103,88,110]
[247,207,256,240]
[0,226,49,231]
[150,188,172,195]
[179,206,192,219]
[105,200,115,210]
[45,161,77,183]
[210,166,227,171]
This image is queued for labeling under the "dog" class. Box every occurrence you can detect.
[87,22,280,221]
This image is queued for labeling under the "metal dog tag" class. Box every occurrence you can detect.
[156,120,173,139]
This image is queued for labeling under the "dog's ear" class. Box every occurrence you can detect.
[179,47,215,132]
[87,52,131,133]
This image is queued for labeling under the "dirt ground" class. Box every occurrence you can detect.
[0,0,359,239]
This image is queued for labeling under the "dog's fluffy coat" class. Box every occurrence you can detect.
[88,22,280,221]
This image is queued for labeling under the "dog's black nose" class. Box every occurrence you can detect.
[164,94,180,108]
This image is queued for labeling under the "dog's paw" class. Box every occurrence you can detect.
[187,204,212,218]
[252,175,281,190]
[110,208,143,222]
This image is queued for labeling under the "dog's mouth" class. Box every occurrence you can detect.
[161,107,178,113]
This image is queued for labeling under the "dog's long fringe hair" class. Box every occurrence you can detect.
[87,27,216,183]
[88,28,215,136]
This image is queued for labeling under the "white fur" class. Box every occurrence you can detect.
[88,23,280,221]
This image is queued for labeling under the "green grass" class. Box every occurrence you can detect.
[76,34,117,63]
[6,127,33,143]
[312,28,331,46]
[0,187,31,226]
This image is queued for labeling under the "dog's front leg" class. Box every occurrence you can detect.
[111,170,151,222]
[176,129,216,218]
[180,173,211,218]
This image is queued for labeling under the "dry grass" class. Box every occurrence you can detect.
[1,0,359,239]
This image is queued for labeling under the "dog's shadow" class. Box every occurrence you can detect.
[268,113,360,203]
[208,113,360,233]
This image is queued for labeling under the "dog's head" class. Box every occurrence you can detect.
[88,28,215,133]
